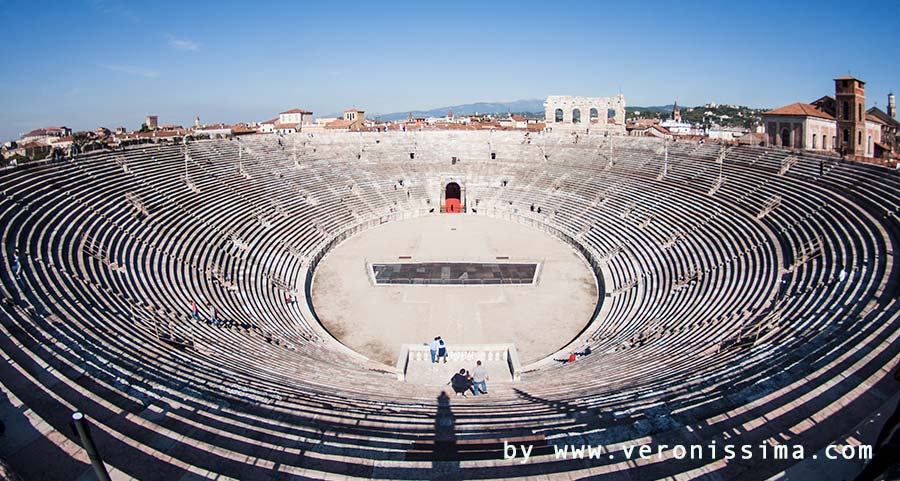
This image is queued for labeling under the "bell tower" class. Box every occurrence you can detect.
[834,76,866,156]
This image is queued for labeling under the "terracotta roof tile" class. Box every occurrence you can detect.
[866,112,889,126]
[764,103,834,120]
[326,119,352,129]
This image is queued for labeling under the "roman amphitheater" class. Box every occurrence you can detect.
[1,131,899,480]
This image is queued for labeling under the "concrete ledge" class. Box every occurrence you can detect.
[397,343,521,384]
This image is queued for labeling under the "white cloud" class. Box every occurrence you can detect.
[100,64,160,78]
[168,37,199,51]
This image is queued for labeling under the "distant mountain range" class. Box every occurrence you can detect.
[628,105,676,113]
[373,99,546,121]
[369,101,762,129]
[370,100,683,121]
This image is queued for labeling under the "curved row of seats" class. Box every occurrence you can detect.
[0,131,898,480]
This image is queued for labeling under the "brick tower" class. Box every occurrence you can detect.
[834,76,866,156]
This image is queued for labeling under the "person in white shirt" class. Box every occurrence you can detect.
[470,360,489,396]
[428,337,439,363]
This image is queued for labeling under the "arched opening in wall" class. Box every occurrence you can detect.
[554,109,564,122]
[572,109,581,123]
[781,128,791,148]
[444,182,462,213]
[589,108,599,122]
[607,109,617,124]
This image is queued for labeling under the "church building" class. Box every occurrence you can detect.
[763,76,897,159]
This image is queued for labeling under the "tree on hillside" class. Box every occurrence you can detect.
[73,131,91,149]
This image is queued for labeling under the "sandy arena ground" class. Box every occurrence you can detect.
[311,215,599,365]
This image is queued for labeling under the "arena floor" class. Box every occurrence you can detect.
[310,214,600,365]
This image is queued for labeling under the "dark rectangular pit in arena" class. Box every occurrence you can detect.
[372,262,537,285]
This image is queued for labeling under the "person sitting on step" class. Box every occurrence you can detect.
[448,369,472,397]
[471,361,489,396]
[554,352,577,364]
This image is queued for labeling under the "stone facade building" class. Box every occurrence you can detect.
[544,95,626,134]
[326,109,366,131]
[763,102,838,151]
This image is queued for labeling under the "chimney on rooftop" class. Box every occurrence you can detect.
[889,93,896,120]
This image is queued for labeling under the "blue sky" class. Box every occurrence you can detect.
[1,0,898,141]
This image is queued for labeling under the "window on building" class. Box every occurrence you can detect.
[868,135,872,154]
[589,108,598,121]
[858,103,862,121]
[843,129,850,144]
[842,101,850,121]
[812,134,817,149]
[858,130,862,146]
[823,135,828,150]
[832,136,836,149]
[572,109,581,124]
[554,108,563,122]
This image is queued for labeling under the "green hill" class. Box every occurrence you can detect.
[627,104,767,129]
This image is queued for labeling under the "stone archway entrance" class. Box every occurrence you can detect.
[444,182,461,213]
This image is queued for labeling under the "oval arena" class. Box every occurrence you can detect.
[1,131,899,480]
